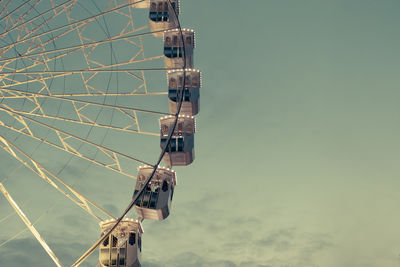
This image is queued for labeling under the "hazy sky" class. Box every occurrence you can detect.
[1,1,400,267]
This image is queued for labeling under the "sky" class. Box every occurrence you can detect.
[1,0,400,267]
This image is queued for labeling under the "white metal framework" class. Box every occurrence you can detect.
[0,0,198,266]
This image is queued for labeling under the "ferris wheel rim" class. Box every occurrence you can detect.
[0,0,196,265]
[71,0,191,265]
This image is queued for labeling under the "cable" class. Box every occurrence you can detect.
[72,0,189,265]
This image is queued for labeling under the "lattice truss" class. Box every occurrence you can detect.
[0,0,169,178]
[0,0,168,231]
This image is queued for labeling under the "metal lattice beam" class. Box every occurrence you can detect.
[0,182,63,267]
[0,133,115,221]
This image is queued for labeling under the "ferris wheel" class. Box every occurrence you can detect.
[0,0,201,266]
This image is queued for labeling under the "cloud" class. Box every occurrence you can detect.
[143,212,332,267]
[144,251,237,267]
[9,237,99,267]
[0,238,59,267]
[0,184,333,267]
[255,228,296,251]
[135,187,334,267]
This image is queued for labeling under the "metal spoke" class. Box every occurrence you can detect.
[0,1,149,53]
[0,200,57,248]
[0,87,164,137]
[0,0,36,23]
[0,105,154,167]
[0,182,63,267]
[0,0,75,40]
[0,120,137,179]
[0,198,30,224]
[0,1,12,19]
[0,68,171,75]
[0,134,116,221]
[0,30,167,65]
[0,86,171,115]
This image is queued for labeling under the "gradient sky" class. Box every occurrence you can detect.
[1,1,400,267]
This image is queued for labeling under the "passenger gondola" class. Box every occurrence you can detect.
[167,69,201,115]
[159,115,196,166]
[163,29,195,68]
[135,0,180,38]
[98,219,144,267]
[133,166,177,220]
